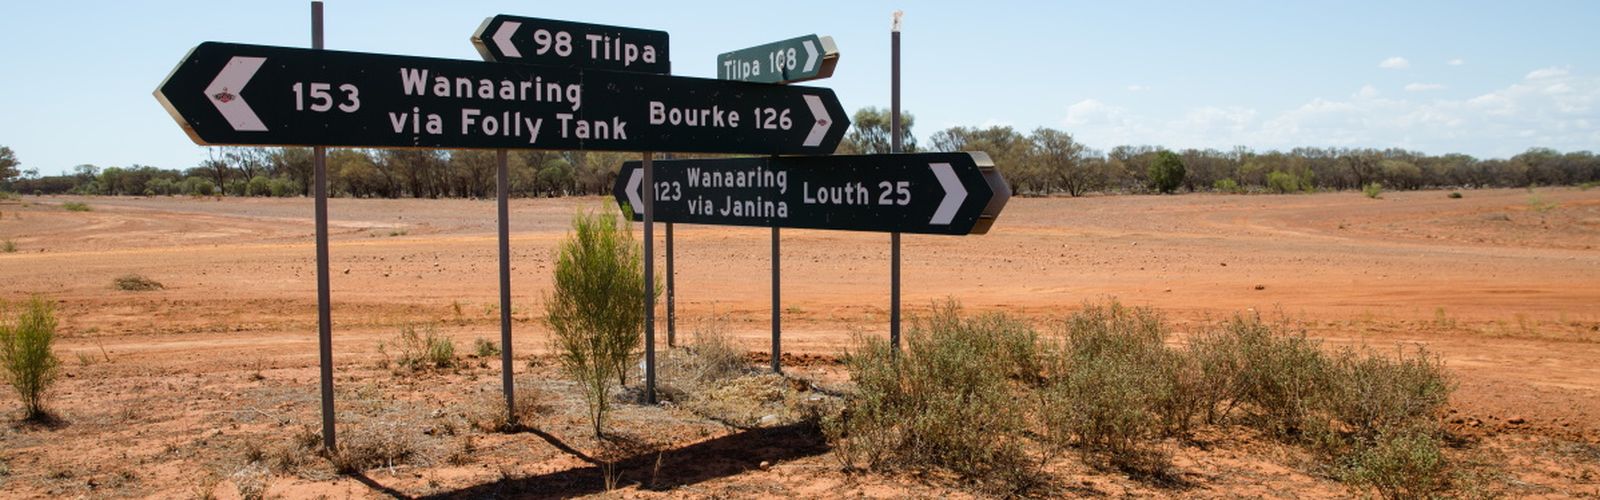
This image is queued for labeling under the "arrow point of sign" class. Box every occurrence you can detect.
[202,56,267,132]
[802,39,819,73]
[803,94,831,148]
[494,21,521,58]
[930,162,966,225]
[626,168,644,214]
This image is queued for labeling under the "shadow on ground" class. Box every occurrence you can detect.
[392,422,828,499]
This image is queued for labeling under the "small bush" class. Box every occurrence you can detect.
[826,301,1039,493]
[1580,181,1598,191]
[1042,301,1195,476]
[1319,346,1452,445]
[1528,194,1558,213]
[378,324,455,373]
[1447,191,1463,199]
[466,387,548,432]
[331,424,419,472]
[1362,182,1384,199]
[1,297,61,420]
[1192,315,1330,438]
[1213,178,1243,194]
[113,274,164,291]
[1266,170,1313,194]
[660,313,746,398]
[473,338,499,358]
[1337,426,1448,499]
[1,239,15,253]
[544,206,653,437]
[62,201,91,212]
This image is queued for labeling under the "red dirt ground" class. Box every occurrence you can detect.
[1,187,1597,497]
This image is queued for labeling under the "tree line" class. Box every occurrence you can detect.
[4,108,1597,198]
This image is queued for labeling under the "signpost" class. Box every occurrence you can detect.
[612,152,1010,235]
[155,42,847,154]
[718,34,839,84]
[472,15,670,74]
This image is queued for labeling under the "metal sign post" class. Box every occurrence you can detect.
[309,0,336,452]
[665,221,675,347]
[496,149,515,427]
[771,224,781,373]
[889,11,903,352]
[717,36,843,373]
[643,152,657,405]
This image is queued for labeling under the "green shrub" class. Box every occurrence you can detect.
[1,296,61,420]
[1190,315,1330,438]
[1213,178,1243,194]
[826,302,1039,493]
[62,201,91,212]
[1337,426,1448,500]
[1528,194,1558,213]
[1319,346,1452,445]
[544,206,651,437]
[378,324,455,373]
[1580,181,1597,191]
[1447,191,1463,199]
[1042,301,1196,476]
[246,176,272,197]
[1362,182,1384,199]
[472,338,499,358]
[113,274,164,291]
[1266,171,1298,194]
[1,239,15,253]
[181,177,216,196]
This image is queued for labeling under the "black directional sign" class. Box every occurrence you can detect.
[471,15,670,74]
[612,153,1011,235]
[154,42,847,154]
[718,34,839,84]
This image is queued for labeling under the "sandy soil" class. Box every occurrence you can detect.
[0,188,1598,498]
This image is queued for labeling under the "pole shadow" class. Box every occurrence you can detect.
[414,422,829,499]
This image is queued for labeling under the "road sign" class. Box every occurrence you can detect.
[154,42,847,154]
[718,34,838,84]
[612,152,1011,235]
[471,15,670,74]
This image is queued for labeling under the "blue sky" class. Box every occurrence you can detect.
[1,1,1596,176]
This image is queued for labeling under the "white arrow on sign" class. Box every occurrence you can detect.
[203,56,267,132]
[625,168,644,212]
[802,39,819,73]
[930,162,966,225]
[494,21,522,58]
[803,94,832,147]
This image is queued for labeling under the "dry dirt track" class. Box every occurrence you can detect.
[1,188,1599,497]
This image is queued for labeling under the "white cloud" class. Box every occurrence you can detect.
[1057,69,1600,158]
[1448,58,1465,66]
[1063,99,1129,127]
[1526,66,1570,80]
[1405,83,1445,92]
[1127,85,1149,92]
[1378,56,1410,69]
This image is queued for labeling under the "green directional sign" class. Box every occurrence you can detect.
[612,153,1011,235]
[154,42,848,155]
[718,34,838,84]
